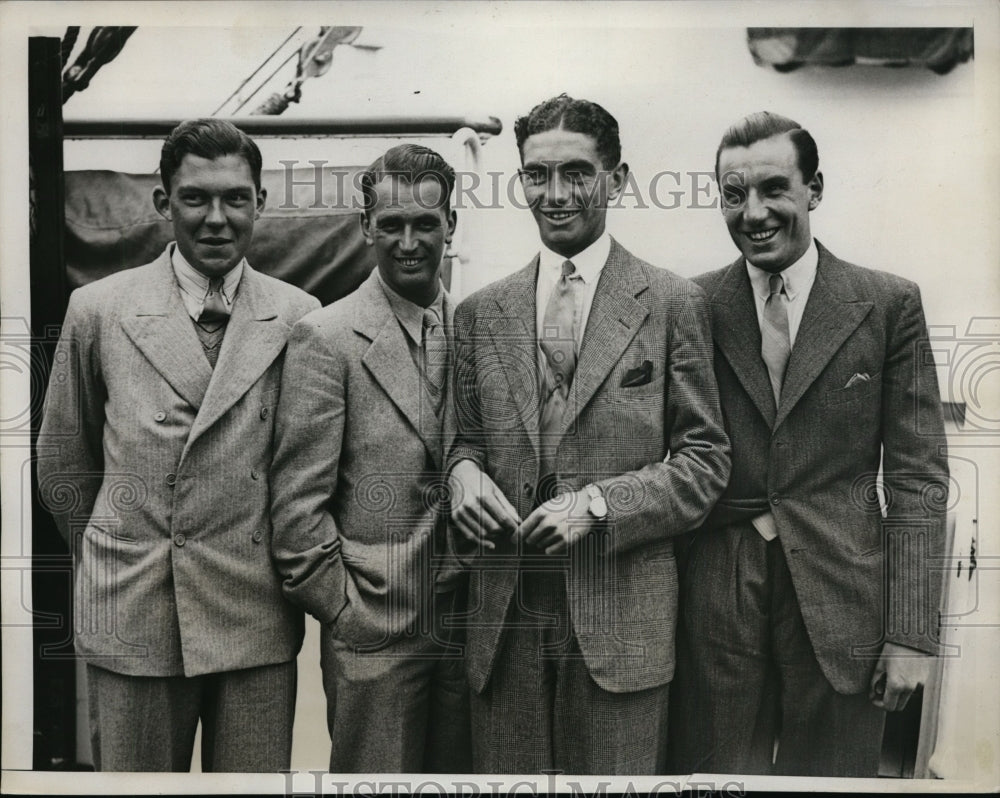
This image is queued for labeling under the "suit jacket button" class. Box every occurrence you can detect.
[165,472,177,486]
[154,411,166,423]
[260,406,270,420]
[173,533,186,547]
[770,493,780,505]
[522,482,533,495]
[250,468,259,480]
[252,531,262,544]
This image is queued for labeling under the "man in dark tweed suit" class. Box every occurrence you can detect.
[37,119,319,771]
[446,94,730,774]
[669,111,949,776]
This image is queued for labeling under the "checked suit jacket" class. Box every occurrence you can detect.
[270,271,458,647]
[37,245,320,677]
[447,238,731,694]
[691,240,949,694]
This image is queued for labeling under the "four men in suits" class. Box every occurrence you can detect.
[446,94,731,773]
[270,144,471,772]
[37,118,320,771]
[670,111,949,776]
[37,107,947,778]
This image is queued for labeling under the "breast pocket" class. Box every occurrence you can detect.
[604,375,665,407]
[824,371,881,406]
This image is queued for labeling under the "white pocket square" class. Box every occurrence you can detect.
[844,372,870,389]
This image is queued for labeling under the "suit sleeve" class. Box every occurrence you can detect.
[593,285,731,554]
[270,315,351,624]
[37,290,107,546]
[881,283,948,654]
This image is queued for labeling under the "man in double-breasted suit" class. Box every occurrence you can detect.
[270,144,470,773]
[37,119,319,772]
[669,111,949,776]
[447,95,730,774]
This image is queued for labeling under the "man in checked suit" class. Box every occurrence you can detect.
[447,94,730,774]
[37,119,320,771]
[669,111,949,776]
[270,144,471,772]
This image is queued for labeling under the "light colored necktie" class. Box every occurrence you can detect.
[538,260,583,487]
[422,305,448,412]
[761,272,791,404]
[199,277,230,325]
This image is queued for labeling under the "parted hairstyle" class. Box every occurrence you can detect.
[715,111,819,183]
[514,94,622,170]
[159,118,263,193]
[360,143,456,213]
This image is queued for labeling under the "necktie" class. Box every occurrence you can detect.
[199,277,230,325]
[537,260,583,496]
[422,305,448,414]
[761,272,791,405]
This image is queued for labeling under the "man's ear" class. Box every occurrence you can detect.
[152,186,171,221]
[255,187,267,218]
[607,162,629,201]
[446,209,457,241]
[360,211,373,244]
[807,170,824,211]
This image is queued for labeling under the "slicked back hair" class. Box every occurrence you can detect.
[514,94,622,170]
[360,143,456,214]
[159,118,263,193]
[715,111,819,183]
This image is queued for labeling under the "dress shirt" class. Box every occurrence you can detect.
[534,231,610,348]
[171,243,244,322]
[376,270,447,371]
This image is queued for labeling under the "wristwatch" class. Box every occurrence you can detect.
[584,484,608,520]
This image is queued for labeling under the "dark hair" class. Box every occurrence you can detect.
[159,118,263,193]
[514,94,621,169]
[360,143,456,213]
[715,111,819,183]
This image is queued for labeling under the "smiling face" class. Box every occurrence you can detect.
[717,132,823,273]
[519,128,626,258]
[361,176,457,307]
[153,153,265,278]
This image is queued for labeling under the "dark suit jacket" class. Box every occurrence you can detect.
[448,238,731,694]
[37,246,320,677]
[270,272,457,649]
[693,240,948,694]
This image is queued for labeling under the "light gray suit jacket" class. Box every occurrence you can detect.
[270,271,457,649]
[693,241,949,694]
[37,246,320,677]
[447,238,731,694]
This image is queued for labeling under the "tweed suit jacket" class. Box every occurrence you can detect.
[447,238,731,694]
[270,271,457,649]
[692,240,948,694]
[37,245,320,677]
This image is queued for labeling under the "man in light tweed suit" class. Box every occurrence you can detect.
[669,111,949,776]
[447,94,730,774]
[37,119,319,771]
[271,144,470,772]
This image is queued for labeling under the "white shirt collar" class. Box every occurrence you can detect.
[170,243,244,320]
[746,238,818,302]
[538,231,611,285]
[375,270,445,346]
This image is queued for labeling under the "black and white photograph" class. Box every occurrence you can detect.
[1,1,998,794]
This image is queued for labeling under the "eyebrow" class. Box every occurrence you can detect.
[521,158,598,172]
[760,176,791,191]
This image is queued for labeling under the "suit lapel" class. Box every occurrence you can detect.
[440,290,458,459]
[119,250,213,410]
[561,239,649,435]
[487,259,541,457]
[708,260,777,427]
[775,243,873,429]
[186,265,290,449]
[358,274,443,469]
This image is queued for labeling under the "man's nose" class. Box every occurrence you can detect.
[546,172,571,205]
[205,199,227,227]
[744,190,769,222]
[399,226,418,251]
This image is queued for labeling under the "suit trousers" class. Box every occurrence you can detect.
[321,589,472,773]
[86,660,296,772]
[470,567,670,775]
[669,522,885,777]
